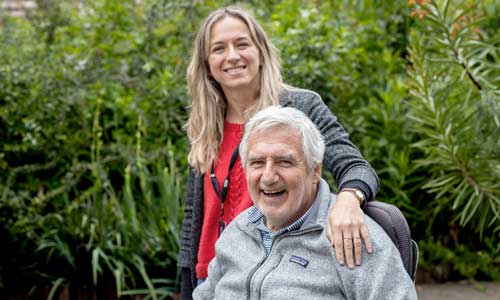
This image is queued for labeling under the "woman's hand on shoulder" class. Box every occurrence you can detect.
[326,192,372,268]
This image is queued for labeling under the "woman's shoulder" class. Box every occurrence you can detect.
[279,85,323,106]
[280,86,323,110]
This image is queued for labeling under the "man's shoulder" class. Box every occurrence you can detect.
[363,214,401,255]
[219,206,256,237]
[233,206,255,224]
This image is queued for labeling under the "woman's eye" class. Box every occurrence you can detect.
[237,43,249,49]
[212,47,224,53]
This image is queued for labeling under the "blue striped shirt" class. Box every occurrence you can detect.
[248,204,314,254]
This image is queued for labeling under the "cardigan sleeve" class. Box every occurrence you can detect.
[281,88,379,202]
[178,167,196,268]
[179,168,200,300]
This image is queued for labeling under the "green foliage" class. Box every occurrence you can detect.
[419,238,500,280]
[0,0,195,297]
[407,0,500,234]
[36,152,184,298]
[1,0,500,295]
[259,0,410,115]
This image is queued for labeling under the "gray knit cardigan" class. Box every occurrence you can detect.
[178,88,380,300]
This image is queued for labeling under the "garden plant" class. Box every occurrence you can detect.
[0,0,498,299]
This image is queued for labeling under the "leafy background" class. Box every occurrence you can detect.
[0,0,499,299]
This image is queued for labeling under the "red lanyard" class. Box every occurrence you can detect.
[210,145,240,237]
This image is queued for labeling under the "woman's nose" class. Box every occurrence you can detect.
[226,45,240,62]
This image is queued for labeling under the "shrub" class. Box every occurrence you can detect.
[0,0,195,297]
[407,0,499,230]
[1,0,499,296]
[406,0,500,279]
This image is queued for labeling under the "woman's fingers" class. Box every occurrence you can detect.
[342,232,355,268]
[361,225,373,254]
[327,192,372,268]
[353,233,362,266]
[342,226,370,268]
[329,218,345,265]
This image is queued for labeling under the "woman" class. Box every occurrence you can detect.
[179,6,379,299]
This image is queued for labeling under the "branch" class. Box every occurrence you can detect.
[448,41,483,91]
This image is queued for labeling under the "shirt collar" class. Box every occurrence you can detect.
[248,196,316,235]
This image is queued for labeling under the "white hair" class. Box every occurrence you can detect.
[240,106,325,172]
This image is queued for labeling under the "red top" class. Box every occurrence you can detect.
[196,121,253,279]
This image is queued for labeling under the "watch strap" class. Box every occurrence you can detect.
[340,188,365,206]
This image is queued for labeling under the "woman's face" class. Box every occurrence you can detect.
[207,16,260,95]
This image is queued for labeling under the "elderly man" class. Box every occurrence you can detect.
[193,106,417,300]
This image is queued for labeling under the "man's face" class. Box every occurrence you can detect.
[245,126,321,231]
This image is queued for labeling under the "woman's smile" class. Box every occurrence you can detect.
[224,65,246,74]
[208,16,260,93]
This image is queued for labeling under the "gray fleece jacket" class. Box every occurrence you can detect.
[193,179,417,300]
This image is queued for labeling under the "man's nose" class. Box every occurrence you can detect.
[261,162,278,184]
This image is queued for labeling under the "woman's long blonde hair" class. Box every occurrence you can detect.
[186,6,283,173]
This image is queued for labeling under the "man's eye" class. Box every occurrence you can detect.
[250,161,264,168]
[280,160,293,167]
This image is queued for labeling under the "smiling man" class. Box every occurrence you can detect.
[193,106,417,300]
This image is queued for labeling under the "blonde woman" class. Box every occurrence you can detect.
[179,6,379,299]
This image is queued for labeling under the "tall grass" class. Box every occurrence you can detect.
[36,115,184,298]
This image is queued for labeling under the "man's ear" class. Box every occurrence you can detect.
[313,164,322,184]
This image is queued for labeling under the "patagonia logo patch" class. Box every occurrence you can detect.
[289,255,309,268]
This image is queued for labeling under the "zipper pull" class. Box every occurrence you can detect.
[273,254,284,269]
